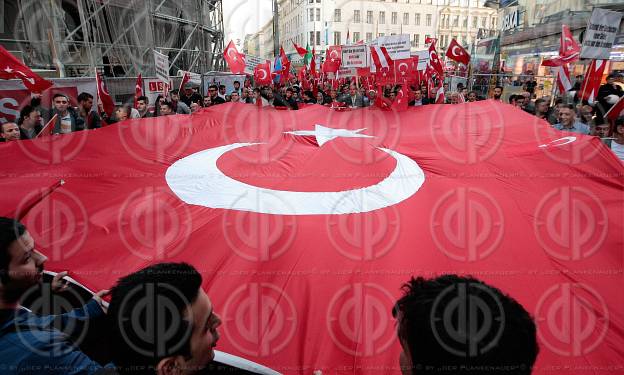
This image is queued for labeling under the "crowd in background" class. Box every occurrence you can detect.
[1,71,623,161]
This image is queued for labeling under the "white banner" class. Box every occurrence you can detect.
[372,34,411,60]
[580,8,623,60]
[0,78,97,124]
[336,67,358,78]
[153,50,170,83]
[244,55,266,75]
[202,73,247,96]
[341,45,369,68]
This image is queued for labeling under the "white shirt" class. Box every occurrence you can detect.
[610,141,624,161]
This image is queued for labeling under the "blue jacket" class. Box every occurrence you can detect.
[0,299,112,374]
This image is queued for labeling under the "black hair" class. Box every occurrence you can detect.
[234,81,240,85]
[535,98,548,106]
[170,89,179,95]
[108,263,203,374]
[0,217,26,284]
[160,101,173,110]
[209,84,218,90]
[52,93,69,101]
[137,96,149,104]
[18,105,38,125]
[494,85,503,91]
[509,94,516,104]
[77,92,93,102]
[394,275,538,375]
[219,85,226,90]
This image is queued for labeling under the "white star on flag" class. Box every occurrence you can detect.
[285,124,374,146]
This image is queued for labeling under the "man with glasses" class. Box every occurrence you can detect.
[207,85,225,105]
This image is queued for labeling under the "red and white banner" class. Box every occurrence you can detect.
[555,64,572,94]
[578,59,608,104]
[0,78,97,124]
[1,103,623,375]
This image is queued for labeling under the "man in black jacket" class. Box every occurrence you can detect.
[18,105,43,139]
[45,93,84,134]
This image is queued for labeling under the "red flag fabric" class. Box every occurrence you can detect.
[95,72,115,117]
[394,58,414,83]
[435,83,446,104]
[555,64,572,94]
[578,59,608,104]
[224,40,246,74]
[253,61,272,86]
[0,45,54,93]
[1,102,622,375]
[428,43,445,79]
[310,47,318,77]
[178,72,191,94]
[425,36,437,45]
[605,95,624,121]
[134,74,143,109]
[370,46,393,71]
[36,114,57,138]
[559,24,581,61]
[324,46,342,73]
[293,42,308,57]
[445,39,471,65]
[279,47,291,85]
[392,85,409,111]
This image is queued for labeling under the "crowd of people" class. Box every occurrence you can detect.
[1,72,623,161]
[0,217,540,374]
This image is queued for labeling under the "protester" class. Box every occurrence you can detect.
[18,105,43,140]
[554,104,590,134]
[203,96,212,107]
[169,90,191,115]
[491,85,503,102]
[605,117,624,161]
[159,101,174,116]
[48,93,83,134]
[232,80,241,95]
[341,85,364,108]
[229,91,241,103]
[208,85,226,105]
[0,217,112,373]
[136,96,153,118]
[190,102,201,113]
[466,91,478,102]
[591,121,610,138]
[393,275,538,374]
[0,122,20,142]
[76,92,102,130]
[534,98,551,123]
[107,262,221,374]
[218,85,227,100]
[596,73,623,120]
[180,84,202,107]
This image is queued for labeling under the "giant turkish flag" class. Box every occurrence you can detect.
[0,102,623,374]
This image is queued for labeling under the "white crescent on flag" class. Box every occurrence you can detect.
[452,46,463,57]
[397,62,409,75]
[258,68,268,80]
[15,71,35,85]
[166,125,425,215]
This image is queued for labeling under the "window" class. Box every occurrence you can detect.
[463,16,468,28]
[415,13,420,26]
[413,34,420,47]
[379,32,385,37]
[481,17,487,27]
[366,32,373,41]
[453,15,459,27]
[354,9,360,23]
[492,17,497,28]
[353,32,360,42]
[391,12,397,24]
[334,8,341,22]
[316,8,320,21]
[367,10,373,24]
[310,31,315,45]
[334,31,341,45]
[379,11,385,24]
[426,14,432,26]
[309,9,314,22]
[472,16,478,28]
[316,0,321,2]
[403,13,410,25]
[316,31,321,45]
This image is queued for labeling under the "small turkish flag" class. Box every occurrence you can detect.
[324,46,342,73]
[605,95,624,121]
[37,114,57,138]
[178,71,191,93]
[0,45,54,93]
[445,38,471,66]
[392,85,409,111]
[134,74,143,109]
[428,43,445,79]
[224,41,246,74]
[559,24,580,61]
[394,58,414,83]
[254,61,272,86]
[96,72,115,118]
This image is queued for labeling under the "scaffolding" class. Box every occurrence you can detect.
[1,0,225,77]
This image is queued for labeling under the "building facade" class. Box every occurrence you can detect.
[244,0,499,63]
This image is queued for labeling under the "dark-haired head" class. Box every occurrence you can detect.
[108,262,220,374]
[393,275,538,374]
